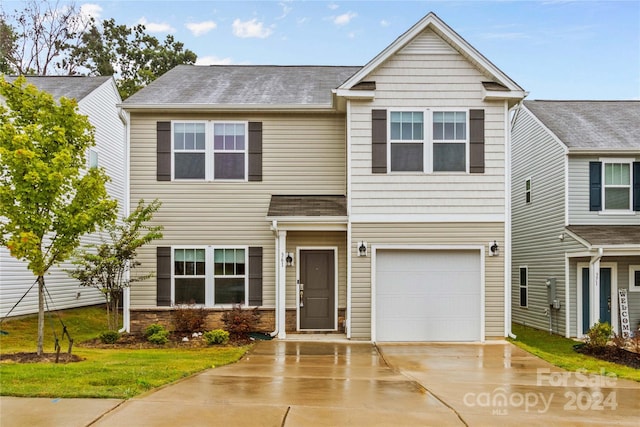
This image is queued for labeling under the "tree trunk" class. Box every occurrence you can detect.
[37,275,45,356]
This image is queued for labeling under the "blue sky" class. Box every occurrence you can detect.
[8,0,640,99]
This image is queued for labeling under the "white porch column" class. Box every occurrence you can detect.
[277,230,287,339]
[589,248,603,329]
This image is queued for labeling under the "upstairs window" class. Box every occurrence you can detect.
[214,123,246,180]
[433,111,467,172]
[390,112,424,172]
[174,122,206,179]
[603,162,631,211]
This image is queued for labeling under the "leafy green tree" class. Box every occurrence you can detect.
[0,76,117,355]
[69,199,163,331]
[0,18,17,74]
[68,18,197,99]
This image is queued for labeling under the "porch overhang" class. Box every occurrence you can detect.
[565,225,640,254]
[266,195,348,230]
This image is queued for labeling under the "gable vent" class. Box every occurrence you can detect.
[399,29,456,55]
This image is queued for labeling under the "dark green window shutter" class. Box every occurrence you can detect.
[248,247,263,306]
[633,162,640,211]
[372,109,387,173]
[248,122,262,182]
[157,122,171,181]
[157,246,172,306]
[469,109,485,173]
[589,161,602,211]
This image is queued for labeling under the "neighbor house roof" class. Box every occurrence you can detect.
[6,75,111,102]
[267,195,347,218]
[123,65,361,110]
[566,225,640,248]
[523,100,640,151]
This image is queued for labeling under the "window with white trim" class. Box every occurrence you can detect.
[389,110,468,173]
[519,267,528,307]
[172,247,247,305]
[603,161,632,211]
[172,121,247,181]
[525,178,531,204]
[89,149,99,169]
[630,265,640,292]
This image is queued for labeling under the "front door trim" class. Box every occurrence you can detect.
[296,246,338,331]
[577,262,618,336]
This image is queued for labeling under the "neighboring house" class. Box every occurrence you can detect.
[121,12,525,342]
[511,100,640,338]
[0,76,127,318]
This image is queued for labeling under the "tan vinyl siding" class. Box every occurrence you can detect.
[129,112,346,308]
[511,107,571,335]
[568,156,640,225]
[285,231,347,309]
[350,47,507,217]
[350,222,504,340]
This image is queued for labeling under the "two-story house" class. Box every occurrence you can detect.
[0,76,127,317]
[511,100,640,338]
[122,12,525,341]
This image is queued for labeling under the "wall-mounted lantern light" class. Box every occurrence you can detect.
[286,252,294,267]
[489,241,499,257]
[358,241,368,257]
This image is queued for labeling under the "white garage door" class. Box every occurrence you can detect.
[375,250,481,342]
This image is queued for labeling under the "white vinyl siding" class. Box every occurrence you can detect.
[0,79,126,318]
[351,222,504,340]
[129,113,346,309]
[350,44,507,217]
[568,156,639,225]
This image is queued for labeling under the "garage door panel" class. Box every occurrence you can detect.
[375,250,481,342]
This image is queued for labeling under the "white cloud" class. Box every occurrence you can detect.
[79,3,102,19]
[380,19,390,27]
[137,17,176,33]
[195,55,235,65]
[232,18,273,39]
[333,12,357,26]
[277,1,293,19]
[186,21,217,36]
[328,3,339,10]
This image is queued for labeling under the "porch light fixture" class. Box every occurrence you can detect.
[285,252,294,267]
[489,241,499,257]
[358,241,368,257]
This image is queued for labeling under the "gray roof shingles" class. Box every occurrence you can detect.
[6,75,111,102]
[267,195,347,217]
[566,225,640,247]
[123,65,361,106]
[524,100,640,150]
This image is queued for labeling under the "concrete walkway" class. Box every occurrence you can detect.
[1,341,639,426]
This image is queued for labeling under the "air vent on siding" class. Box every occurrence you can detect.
[399,29,456,55]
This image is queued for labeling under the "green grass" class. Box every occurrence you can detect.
[509,323,640,382]
[0,306,249,398]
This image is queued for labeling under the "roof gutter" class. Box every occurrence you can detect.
[119,103,338,113]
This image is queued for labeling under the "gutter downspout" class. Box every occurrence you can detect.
[119,106,130,334]
[270,220,279,338]
[505,100,520,340]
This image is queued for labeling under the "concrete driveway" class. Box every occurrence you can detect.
[1,340,639,426]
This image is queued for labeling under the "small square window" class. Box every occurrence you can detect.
[630,266,640,292]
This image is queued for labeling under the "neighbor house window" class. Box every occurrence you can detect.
[630,266,640,292]
[389,110,468,173]
[214,248,246,304]
[603,162,632,211]
[525,178,531,204]
[89,149,99,169]
[432,111,467,172]
[172,247,247,306]
[174,248,206,304]
[172,121,247,181]
[519,267,528,307]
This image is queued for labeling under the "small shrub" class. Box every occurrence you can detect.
[221,304,260,339]
[585,321,612,351]
[611,332,627,349]
[99,330,120,344]
[172,305,207,333]
[203,329,229,345]
[147,330,169,345]
[144,323,166,339]
[631,333,640,353]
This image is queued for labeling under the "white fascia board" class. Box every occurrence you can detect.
[567,148,640,156]
[351,213,505,223]
[120,103,335,112]
[482,88,527,102]
[339,12,524,94]
[333,89,375,99]
[563,229,592,250]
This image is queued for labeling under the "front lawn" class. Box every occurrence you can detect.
[509,323,639,382]
[0,306,249,398]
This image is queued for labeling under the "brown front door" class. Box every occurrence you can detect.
[299,250,335,330]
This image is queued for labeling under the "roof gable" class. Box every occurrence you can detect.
[523,100,640,151]
[338,12,524,97]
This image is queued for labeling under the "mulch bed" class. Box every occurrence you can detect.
[0,352,84,363]
[574,344,640,369]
